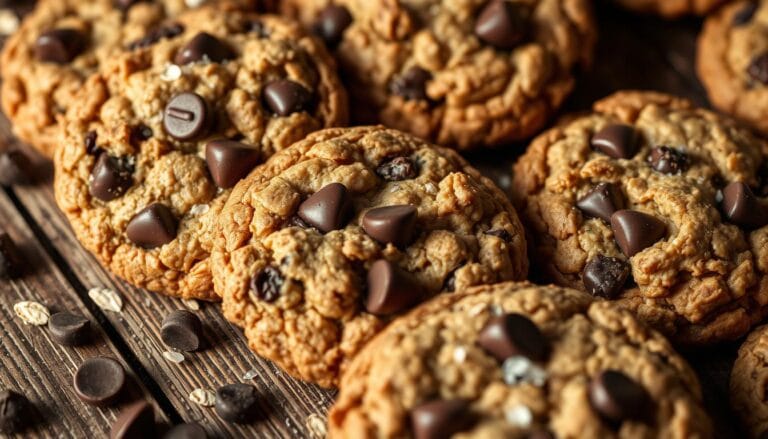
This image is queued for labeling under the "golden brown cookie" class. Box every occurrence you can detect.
[329,282,713,438]
[611,0,727,18]
[276,0,596,150]
[212,126,528,387]
[53,7,347,300]
[731,324,768,438]
[512,91,768,345]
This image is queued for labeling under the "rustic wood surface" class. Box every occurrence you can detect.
[0,1,750,438]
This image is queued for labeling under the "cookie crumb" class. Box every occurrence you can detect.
[504,404,533,427]
[189,388,215,407]
[13,301,50,326]
[88,287,123,313]
[305,413,327,439]
[163,351,185,363]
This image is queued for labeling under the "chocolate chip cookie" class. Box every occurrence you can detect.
[697,0,768,136]
[512,91,768,345]
[276,0,596,150]
[53,6,347,300]
[0,0,259,157]
[731,324,768,438]
[212,126,528,387]
[612,0,727,18]
[328,282,712,438]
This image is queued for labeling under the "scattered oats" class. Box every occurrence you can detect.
[88,287,123,312]
[241,369,258,381]
[424,182,437,194]
[161,63,182,81]
[163,351,185,363]
[305,413,327,439]
[13,301,50,326]
[502,356,547,387]
[189,388,216,407]
[0,9,19,35]
[489,304,504,316]
[467,303,487,317]
[505,404,533,427]
[188,204,209,217]
[452,346,467,364]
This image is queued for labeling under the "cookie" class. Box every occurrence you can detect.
[0,0,259,157]
[212,126,528,387]
[53,6,348,300]
[731,324,768,438]
[698,0,768,136]
[512,91,768,345]
[275,0,595,150]
[328,281,712,438]
[611,0,727,17]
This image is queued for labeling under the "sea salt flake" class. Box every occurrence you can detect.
[241,369,258,380]
[188,204,209,216]
[163,351,185,363]
[505,404,533,427]
[0,9,19,35]
[13,301,50,326]
[305,413,327,439]
[452,346,467,364]
[161,64,182,81]
[88,287,123,312]
[189,388,215,407]
[502,356,548,386]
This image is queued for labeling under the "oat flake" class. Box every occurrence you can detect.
[13,301,50,326]
[305,413,327,439]
[189,388,216,407]
[88,288,123,312]
[182,298,200,310]
[163,351,185,363]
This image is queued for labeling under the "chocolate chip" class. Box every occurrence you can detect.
[163,92,210,141]
[90,153,133,201]
[0,389,32,434]
[474,0,529,50]
[582,255,629,299]
[35,28,87,63]
[649,146,688,174]
[313,4,352,48]
[477,313,548,362]
[84,130,101,155]
[591,124,640,159]
[127,23,184,50]
[215,384,259,424]
[362,205,417,248]
[48,312,90,346]
[205,139,261,189]
[73,357,125,406]
[297,183,353,233]
[376,156,418,181]
[365,259,423,316]
[589,370,650,424]
[110,401,155,439]
[262,79,314,116]
[126,203,178,249]
[161,310,202,352]
[0,149,32,186]
[287,215,312,229]
[733,2,759,26]
[576,182,625,223]
[410,399,475,439]
[721,181,768,230]
[250,266,284,302]
[610,210,666,257]
[389,67,432,101]
[174,32,234,65]
[748,52,768,85]
[130,124,153,145]
[163,422,207,439]
[0,232,23,279]
[485,229,512,242]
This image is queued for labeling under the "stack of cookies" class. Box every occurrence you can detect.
[1,0,767,437]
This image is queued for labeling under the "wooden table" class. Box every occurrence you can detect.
[0,1,748,437]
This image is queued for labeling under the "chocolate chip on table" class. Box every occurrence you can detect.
[161,310,203,352]
[648,146,688,174]
[90,153,133,201]
[474,0,529,50]
[591,124,640,159]
[250,266,284,302]
[313,4,353,48]
[582,255,630,299]
[365,259,424,316]
[163,92,210,141]
[376,156,418,181]
[410,399,475,439]
[163,422,207,439]
[73,357,125,406]
[610,210,666,257]
[262,79,314,116]
[589,370,650,424]
[127,23,184,50]
[721,181,768,230]
[733,2,758,26]
[0,149,32,186]
[175,32,234,66]
[35,28,87,63]
[0,232,23,280]
[477,313,548,362]
[48,312,90,346]
[389,67,432,101]
[748,52,768,85]
[215,383,259,424]
[110,400,155,439]
[0,389,32,434]
[297,183,353,233]
[205,139,261,189]
[576,182,625,223]
[362,205,417,248]
[126,203,178,249]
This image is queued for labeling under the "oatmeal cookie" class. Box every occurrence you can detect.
[731,324,768,438]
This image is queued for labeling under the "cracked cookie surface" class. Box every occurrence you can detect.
[329,282,712,438]
[54,6,347,300]
[212,126,528,387]
[731,324,768,438]
[612,0,726,18]
[512,91,768,345]
[276,0,595,150]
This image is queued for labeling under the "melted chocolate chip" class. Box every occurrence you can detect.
[250,266,284,302]
[35,28,87,64]
[474,0,529,50]
[89,153,134,201]
[649,146,688,174]
[376,156,418,181]
[582,255,630,299]
[84,131,100,155]
[389,67,432,101]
